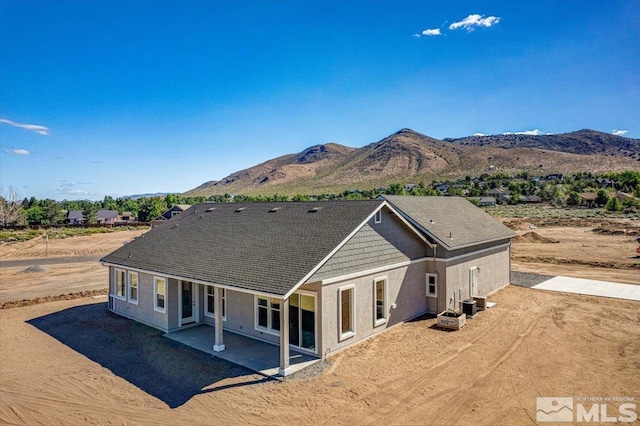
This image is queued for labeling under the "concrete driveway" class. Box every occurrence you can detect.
[532,276,640,301]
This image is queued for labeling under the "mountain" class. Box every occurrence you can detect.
[184,129,640,196]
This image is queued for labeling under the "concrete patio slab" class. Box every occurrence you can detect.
[532,276,640,301]
[165,324,320,378]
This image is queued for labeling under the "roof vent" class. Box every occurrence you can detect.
[206,207,215,212]
[449,231,453,239]
[235,207,245,212]
[308,207,321,213]
[269,207,280,213]
[171,224,179,229]
[429,219,435,224]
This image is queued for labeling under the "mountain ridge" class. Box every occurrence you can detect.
[184,129,640,196]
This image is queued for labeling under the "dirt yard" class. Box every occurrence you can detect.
[1,285,638,425]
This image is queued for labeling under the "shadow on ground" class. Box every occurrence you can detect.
[27,302,271,408]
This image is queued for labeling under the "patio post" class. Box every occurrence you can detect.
[279,297,291,376]
[213,286,225,352]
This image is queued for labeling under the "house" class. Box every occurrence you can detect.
[487,187,512,204]
[118,211,136,223]
[578,192,597,208]
[152,204,191,224]
[67,210,84,225]
[96,210,120,225]
[471,196,497,207]
[520,195,543,204]
[101,197,516,376]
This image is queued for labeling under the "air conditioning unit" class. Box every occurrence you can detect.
[473,296,487,311]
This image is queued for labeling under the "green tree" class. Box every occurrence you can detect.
[595,189,609,207]
[138,198,166,222]
[102,196,118,211]
[82,201,99,224]
[40,199,64,224]
[386,183,406,195]
[26,206,44,224]
[566,191,581,206]
[605,197,623,212]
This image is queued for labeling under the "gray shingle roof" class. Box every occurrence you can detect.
[97,210,119,220]
[101,201,383,296]
[381,195,516,250]
[68,210,84,220]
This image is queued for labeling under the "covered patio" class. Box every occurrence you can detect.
[165,324,320,378]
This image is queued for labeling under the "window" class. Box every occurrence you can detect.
[128,272,138,304]
[426,274,437,297]
[374,277,387,326]
[339,285,355,340]
[171,210,180,217]
[205,286,226,320]
[154,277,166,313]
[374,210,382,224]
[255,296,280,334]
[115,269,126,299]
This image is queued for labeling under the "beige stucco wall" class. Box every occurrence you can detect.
[109,266,169,331]
[318,261,428,356]
[442,243,511,312]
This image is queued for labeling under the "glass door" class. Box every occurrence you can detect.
[289,292,316,352]
[181,281,194,324]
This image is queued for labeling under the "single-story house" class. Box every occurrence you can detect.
[97,209,120,225]
[118,211,136,223]
[152,204,191,225]
[578,192,597,208]
[520,195,543,204]
[67,210,84,225]
[101,197,516,376]
[472,196,497,207]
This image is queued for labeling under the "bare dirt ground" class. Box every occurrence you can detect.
[0,229,146,260]
[1,285,638,425]
[509,222,640,285]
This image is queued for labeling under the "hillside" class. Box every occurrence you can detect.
[184,129,640,196]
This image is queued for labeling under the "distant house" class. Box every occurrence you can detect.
[67,210,84,225]
[152,204,191,224]
[472,196,497,207]
[102,197,515,376]
[578,193,597,208]
[520,195,543,204]
[488,188,512,203]
[96,210,119,225]
[118,211,136,223]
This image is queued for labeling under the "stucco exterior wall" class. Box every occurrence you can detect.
[441,243,511,312]
[109,267,169,331]
[318,261,428,356]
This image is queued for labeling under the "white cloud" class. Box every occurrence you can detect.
[0,118,50,135]
[65,190,89,195]
[422,28,441,36]
[473,133,486,137]
[449,14,500,31]
[6,148,30,155]
[612,129,628,136]
[503,129,543,136]
[412,33,421,38]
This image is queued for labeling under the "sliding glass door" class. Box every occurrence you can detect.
[289,292,316,352]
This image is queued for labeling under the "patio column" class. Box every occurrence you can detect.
[279,297,291,376]
[213,286,225,352]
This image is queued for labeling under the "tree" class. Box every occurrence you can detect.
[138,197,166,222]
[82,201,99,224]
[605,197,623,212]
[40,199,64,224]
[566,191,581,206]
[386,183,406,195]
[595,189,609,207]
[0,186,25,227]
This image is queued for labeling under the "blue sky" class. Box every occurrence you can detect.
[1,0,639,200]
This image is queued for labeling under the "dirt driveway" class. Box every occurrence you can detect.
[1,285,638,425]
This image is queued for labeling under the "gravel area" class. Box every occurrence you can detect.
[511,271,556,288]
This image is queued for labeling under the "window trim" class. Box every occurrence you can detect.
[373,276,388,327]
[115,269,126,300]
[154,276,167,313]
[338,284,356,341]
[204,286,227,321]
[128,271,139,305]
[426,273,438,298]
[254,295,281,336]
[374,210,382,224]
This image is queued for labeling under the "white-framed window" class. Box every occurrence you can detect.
[339,284,356,341]
[426,274,437,298]
[373,277,387,326]
[115,269,126,299]
[205,286,226,321]
[128,271,139,305]
[171,210,180,217]
[255,296,281,334]
[154,277,167,313]
[374,210,382,224]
